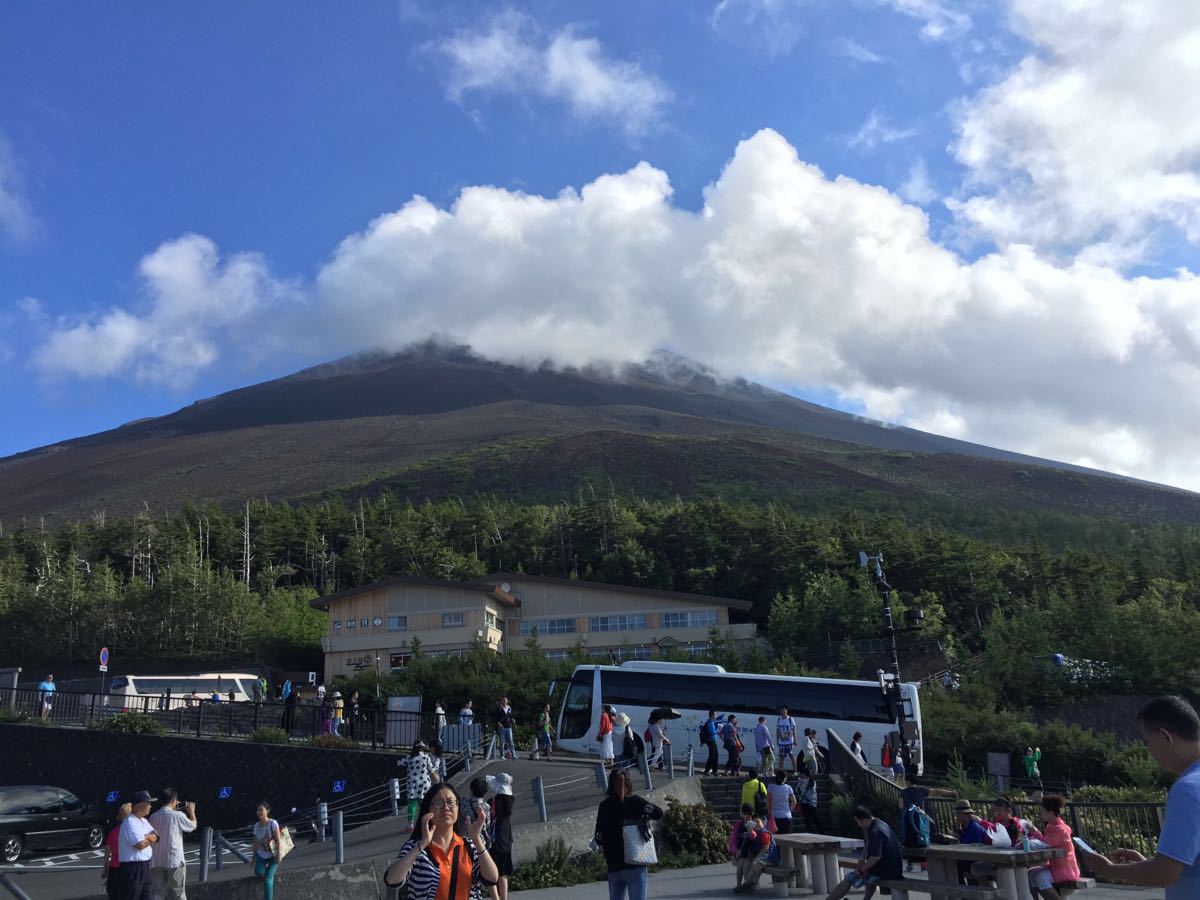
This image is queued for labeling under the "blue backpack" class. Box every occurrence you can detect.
[703,719,719,741]
[899,804,931,848]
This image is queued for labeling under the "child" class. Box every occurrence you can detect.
[729,804,772,894]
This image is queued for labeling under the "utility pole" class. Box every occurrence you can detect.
[859,551,923,771]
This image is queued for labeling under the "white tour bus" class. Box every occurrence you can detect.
[553,661,923,772]
[107,672,259,708]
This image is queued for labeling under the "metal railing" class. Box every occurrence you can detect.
[0,686,486,756]
[826,727,903,813]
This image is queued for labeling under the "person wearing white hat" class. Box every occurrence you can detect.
[486,774,515,900]
[612,711,630,765]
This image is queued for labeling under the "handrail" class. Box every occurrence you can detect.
[825,727,903,814]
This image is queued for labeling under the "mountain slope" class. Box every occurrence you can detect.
[1,345,1195,524]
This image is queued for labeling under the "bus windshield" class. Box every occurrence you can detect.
[559,671,594,740]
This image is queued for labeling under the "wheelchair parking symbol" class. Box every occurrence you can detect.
[106,791,120,803]
[332,780,346,794]
[218,786,233,799]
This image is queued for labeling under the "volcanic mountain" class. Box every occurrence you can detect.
[3,345,1197,524]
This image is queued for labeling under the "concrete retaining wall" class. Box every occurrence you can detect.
[189,859,384,899]
[511,776,707,864]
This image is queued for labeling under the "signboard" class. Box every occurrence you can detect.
[308,671,317,685]
[106,791,120,803]
[218,786,233,799]
[332,780,346,794]
[99,647,110,666]
[99,665,108,673]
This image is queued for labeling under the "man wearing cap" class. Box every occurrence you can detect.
[116,790,159,900]
[149,788,197,899]
[486,773,515,900]
[953,800,989,885]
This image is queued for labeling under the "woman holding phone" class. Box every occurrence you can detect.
[385,783,499,900]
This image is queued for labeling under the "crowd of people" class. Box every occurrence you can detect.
[97,788,288,900]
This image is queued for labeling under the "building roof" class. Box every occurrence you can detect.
[308,575,515,611]
[466,572,755,611]
[310,573,753,612]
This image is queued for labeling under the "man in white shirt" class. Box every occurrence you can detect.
[117,790,159,900]
[149,787,197,899]
[317,683,327,700]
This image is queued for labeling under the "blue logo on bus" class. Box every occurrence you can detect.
[218,786,233,799]
[106,791,120,803]
[332,780,346,794]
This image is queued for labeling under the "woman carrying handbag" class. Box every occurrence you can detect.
[593,768,663,900]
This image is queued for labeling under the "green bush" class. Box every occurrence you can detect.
[508,837,607,891]
[659,796,729,863]
[310,733,359,750]
[248,726,290,745]
[0,709,29,724]
[93,711,165,735]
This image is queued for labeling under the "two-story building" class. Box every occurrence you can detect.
[311,573,756,683]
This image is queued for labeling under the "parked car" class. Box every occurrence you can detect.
[0,785,107,863]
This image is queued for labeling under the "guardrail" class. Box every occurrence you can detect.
[0,686,486,756]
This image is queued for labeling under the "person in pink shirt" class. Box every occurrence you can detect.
[100,803,132,900]
[1027,794,1081,900]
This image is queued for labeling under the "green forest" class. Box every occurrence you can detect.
[2,489,1198,784]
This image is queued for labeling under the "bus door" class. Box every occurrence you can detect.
[558,671,595,740]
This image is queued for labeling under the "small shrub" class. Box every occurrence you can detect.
[94,712,165,735]
[659,797,729,863]
[509,837,607,891]
[248,726,290,745]
[310,733,358,750]
[0,709,29,724]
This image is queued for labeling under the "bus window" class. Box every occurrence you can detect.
[560,675,594,740]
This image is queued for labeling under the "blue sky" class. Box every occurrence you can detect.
[3,1,1200,488]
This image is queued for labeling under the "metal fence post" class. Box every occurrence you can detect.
[532,776,548,823]
[227,703,234,736]
[390,778,401,817]
[333,810,345,864]
[486,734,497,760]
[664,742,675,780]
[196,702,204,738]
[0,873,35,900]
[214,831,224,870]
[254,702,261,731]
[595,763,608,790]
[686,745,695,778]
[88,691,97,727]
[318,802,329,843]
[638,751,653,791]
[198,827,212,882]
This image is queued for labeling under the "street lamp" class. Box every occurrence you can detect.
[859,551,922,771]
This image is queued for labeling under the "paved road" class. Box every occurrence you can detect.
[509,863,1169,899]
[0,756,605,899]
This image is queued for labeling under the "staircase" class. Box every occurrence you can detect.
[701,773,836,826]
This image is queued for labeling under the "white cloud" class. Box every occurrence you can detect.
[951,0,1200,257]
[431,12,672,138]
[847,112,917,151]
[34,234,298,386]
[712,0,968,53]
[31,130,1200,490]
[832,38,887,64]
[0,133,40,246]
[899,158,938,205]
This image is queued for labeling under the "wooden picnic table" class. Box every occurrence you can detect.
[772,833,847,894]
[923,845,1065,900]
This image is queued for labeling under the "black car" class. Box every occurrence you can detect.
[0,785,108,863]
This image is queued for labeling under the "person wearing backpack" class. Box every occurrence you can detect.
[702,710,721,776]
[723,714,744,776]
[796,771,823,832]
[741,769,769,821]
[899,801,932,852]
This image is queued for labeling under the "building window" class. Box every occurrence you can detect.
[662,610,719,629]
[520,618,577,637]
[361,617,369,628]
[545,650,568,661]
[632,645,654,659]
[687,642,711,657]
[389,653,411,670]
[387,616,407,631]
[333,620,342,630]
[346,619,356,629]
[485,611,497,629]
[442,611,464,628]
[589,614,647,633]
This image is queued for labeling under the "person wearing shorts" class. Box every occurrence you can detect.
[827,805,902,900]
[776,708,797,773]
